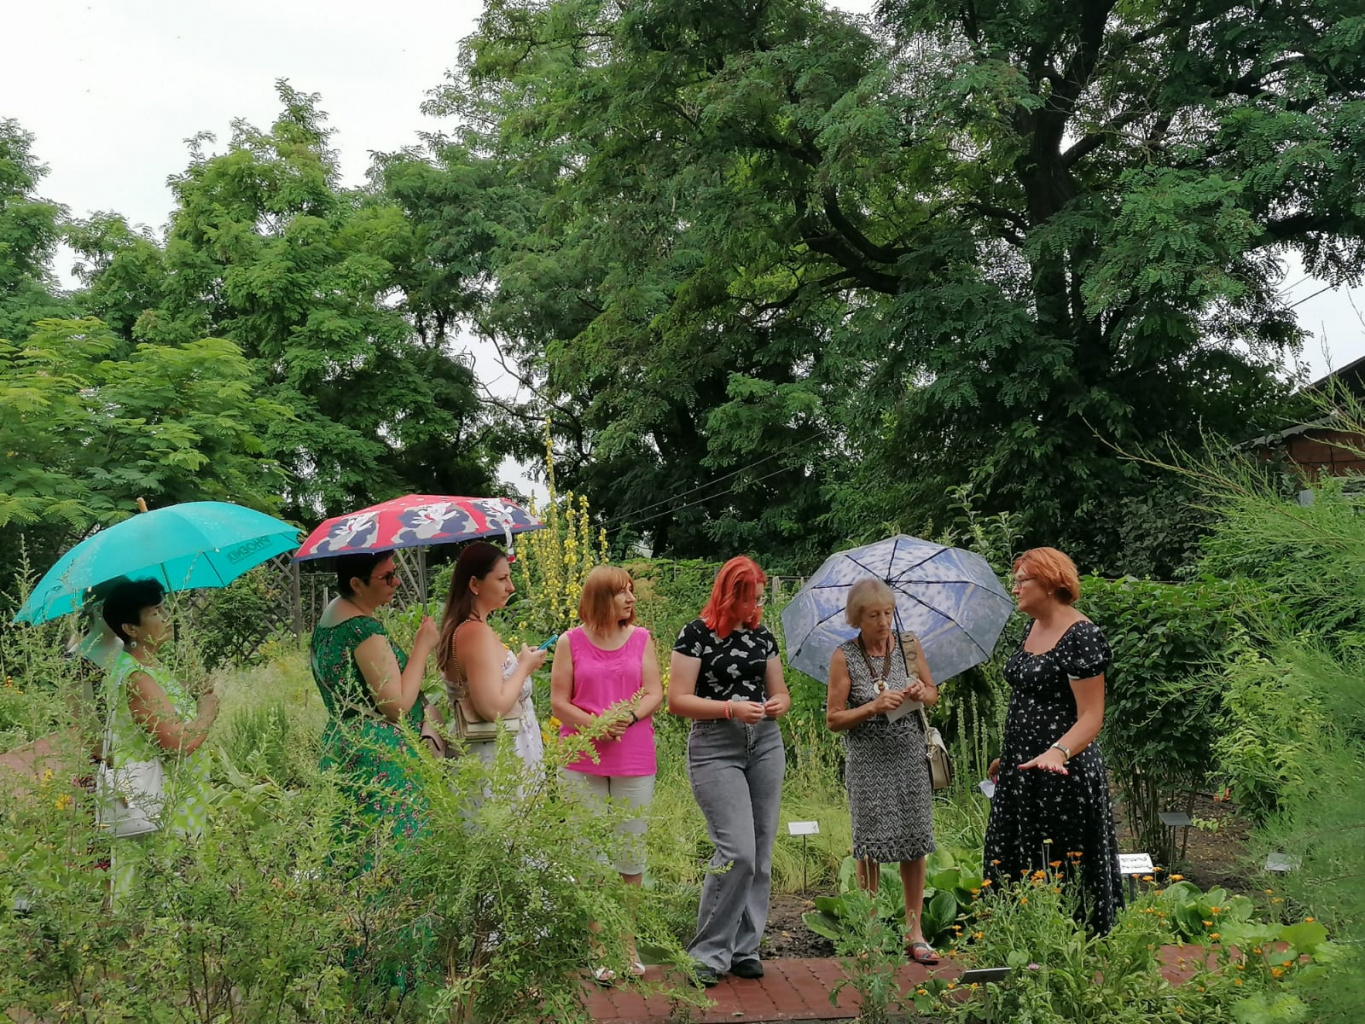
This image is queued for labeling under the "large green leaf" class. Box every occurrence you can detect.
[802,911,844,942]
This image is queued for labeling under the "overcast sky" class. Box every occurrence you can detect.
[5,0,1362,490]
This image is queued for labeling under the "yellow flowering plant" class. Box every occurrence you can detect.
[513,421,608,642]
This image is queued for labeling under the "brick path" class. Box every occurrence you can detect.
[582,946,1217,1023]
[0,732,74,798]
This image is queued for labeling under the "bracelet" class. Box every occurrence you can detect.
[628,710,639,725]
[1050,743,1072,761]
[725,701,733,720]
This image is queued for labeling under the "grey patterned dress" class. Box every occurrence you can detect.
[840,634,935,863]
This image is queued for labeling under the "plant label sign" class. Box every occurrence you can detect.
[788,821,820,836]
[1158,811,1192,828]
[1118,853,1154,876]
[1264,852,1301,873]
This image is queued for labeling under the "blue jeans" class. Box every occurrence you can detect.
[686,718,785,972]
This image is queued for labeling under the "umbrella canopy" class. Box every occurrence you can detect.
[781,534,1015,685]
[294,495,544,562]
[15,501,301,624]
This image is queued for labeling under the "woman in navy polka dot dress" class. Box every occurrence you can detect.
[983,547,1124,933]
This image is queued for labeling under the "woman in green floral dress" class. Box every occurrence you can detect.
[311,550,439,844]
[101,579,219,900]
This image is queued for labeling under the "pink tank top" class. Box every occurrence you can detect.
[560,626,656,776]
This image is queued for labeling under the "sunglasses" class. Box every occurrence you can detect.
[366,571,401,586]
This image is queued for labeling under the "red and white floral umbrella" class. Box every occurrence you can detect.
[294,495,543,562]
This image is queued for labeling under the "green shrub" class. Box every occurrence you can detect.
[1078,576,1235,862]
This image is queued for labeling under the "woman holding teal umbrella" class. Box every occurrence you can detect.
[100,578,219,901]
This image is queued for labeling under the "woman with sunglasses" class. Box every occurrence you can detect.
[311,550,439,844]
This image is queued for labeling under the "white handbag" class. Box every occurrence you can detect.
[94,675,165,838]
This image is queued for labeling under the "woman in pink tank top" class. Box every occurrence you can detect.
[550,565,662,981]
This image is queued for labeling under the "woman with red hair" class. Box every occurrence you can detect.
[668,556,792,986]
[983,547,1124,933]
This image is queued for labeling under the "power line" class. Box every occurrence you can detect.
[595,429,826,531]
[604,463,801,537]
[1288,284,1334,310]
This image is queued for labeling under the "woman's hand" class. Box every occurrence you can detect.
[870,689,906,714]
[415,615,439,653]
[601,709,633,740]
[1019,747,1069,775]
[516,644,548,673]
[730,700,767,724]
[987,757,1000,783]
[198,690,220,723]
[904,678,936,705]
[763,692,792,718]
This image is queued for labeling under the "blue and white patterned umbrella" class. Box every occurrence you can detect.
[781,535,1014,684]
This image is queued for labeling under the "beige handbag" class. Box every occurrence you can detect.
[446,622,523,743]
[920,709,953,791]
[899,632,953,792]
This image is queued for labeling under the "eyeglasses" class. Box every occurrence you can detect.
[1012,575,1035,587]
[756,592,767,607]
[367,571,401,586]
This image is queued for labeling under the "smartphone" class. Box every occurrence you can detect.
[537,634,559,650]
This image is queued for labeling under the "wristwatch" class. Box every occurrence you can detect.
[1050,743,1072,761]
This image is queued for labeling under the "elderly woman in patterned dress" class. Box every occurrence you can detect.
[826,579,940,965]
[983,547,1124,933]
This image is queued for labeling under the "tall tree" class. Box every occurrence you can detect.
[426,0,1363,572]
[75,83,505,523]
[0,317,289,586]
[0,120,72,340]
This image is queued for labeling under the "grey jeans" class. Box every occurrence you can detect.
[686,718,785,972]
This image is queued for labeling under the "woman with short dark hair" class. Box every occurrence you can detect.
[983,547,1124,933]
[311,550,439,842]
[100,578,218,898]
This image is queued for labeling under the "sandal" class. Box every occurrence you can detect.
[591,966,617,986]
[907,941,940,965]
[630,961,647,978]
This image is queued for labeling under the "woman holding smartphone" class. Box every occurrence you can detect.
[437,541,547,770]
[668,556,791,986]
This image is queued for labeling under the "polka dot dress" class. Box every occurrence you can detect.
[983,620,1124,933]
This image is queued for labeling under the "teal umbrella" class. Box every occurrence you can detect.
[14,501,300,624]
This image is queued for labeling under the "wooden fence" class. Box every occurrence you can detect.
[181,548,437,665]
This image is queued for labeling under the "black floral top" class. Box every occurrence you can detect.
[673,618,778,701]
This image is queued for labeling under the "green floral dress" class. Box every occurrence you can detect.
[311,616,426,842]
[105,650,212,837]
